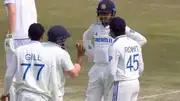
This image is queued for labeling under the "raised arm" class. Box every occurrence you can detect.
[61,40,85,78]
[125,26,147,46]
[4,0,16,35]
[61,51,81,78]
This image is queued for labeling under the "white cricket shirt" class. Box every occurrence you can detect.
[3,41,60,101]
[42,42,74,97]
[83,22,147,64]
[108,35,144,81]
[4,0,37,39]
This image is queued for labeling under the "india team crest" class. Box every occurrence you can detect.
[101,4,106,9]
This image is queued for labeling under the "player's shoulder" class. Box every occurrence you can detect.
[88,22,102,30]
[16,42,43,53]
[15,43,31,55]
[16,43,31,51]
[42,42,60,49]
[42,42,68,55]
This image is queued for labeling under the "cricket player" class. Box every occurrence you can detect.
[108,17,144,101]
[83,0,147,101]
[42,25,85,101]
[4,0,37,65]
[1,23,60,101]
[4,0,37,100]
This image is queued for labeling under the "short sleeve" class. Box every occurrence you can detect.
[4,0,15,5]
[61,51,74,71]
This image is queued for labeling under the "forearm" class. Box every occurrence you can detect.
[3,55,17,95]
[63,52,83,78]
[83,28,94,56]
[139,62,144,74]
[3,75,13,95]
[66,64,81,78]
[8,12,16,34]
[6,4,16,34]
[76,55,84,66]
[139,49,144,75]
[84,40,94,61]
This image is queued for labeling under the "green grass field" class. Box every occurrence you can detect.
[1,0,180,101]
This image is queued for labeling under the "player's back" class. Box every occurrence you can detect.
[112,35,142,81]
[14,41,54,98]
[42,42,69,96]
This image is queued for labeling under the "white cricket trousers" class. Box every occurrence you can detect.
[16,90,49,101]
[85,63,110,101]
[5,38,30,101]
[108,79,140,101]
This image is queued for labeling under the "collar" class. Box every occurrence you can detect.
[101,24,110,30]
[30,40,41,44]
[97,22,110,30]
[115,35,127,39]
[113,35,127,43]
[46,41,61,48]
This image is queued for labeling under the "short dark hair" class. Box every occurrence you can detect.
[109,17,126,36]
[28,23,45,41]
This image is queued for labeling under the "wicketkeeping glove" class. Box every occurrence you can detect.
[76,40,85,56]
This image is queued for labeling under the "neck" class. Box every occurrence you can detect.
[31,40,40,42]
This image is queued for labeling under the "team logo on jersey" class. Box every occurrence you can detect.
[88,45,92,49]
[109,56,113,62]
[130,29,135,33]
[101,4,106,10]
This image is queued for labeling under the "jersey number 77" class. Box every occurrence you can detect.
[126,54,139,72]
[21,63,45,80]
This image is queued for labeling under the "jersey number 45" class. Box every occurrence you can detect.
[21,63,45,81]
[126,54,139,72]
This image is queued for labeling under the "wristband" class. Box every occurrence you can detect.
[6,33,13,38]
[1,92,8,97]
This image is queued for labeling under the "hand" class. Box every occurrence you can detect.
[4,34,15,53]
[76,40,85,57]
[0,94,9,101]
